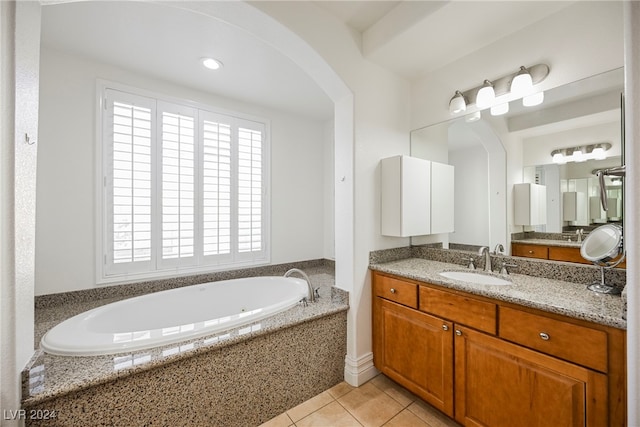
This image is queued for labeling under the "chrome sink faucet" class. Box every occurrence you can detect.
[478,246,492,272]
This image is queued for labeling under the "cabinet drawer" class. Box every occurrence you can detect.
[499,306,608,372]
[548,246,590,265]
[511,243,549,259]
[419,286,496,334]
[374,275,418,308]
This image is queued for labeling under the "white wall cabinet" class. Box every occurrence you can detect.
[380,155,454,237]
[563,192,588,225]
[514,183,547,226]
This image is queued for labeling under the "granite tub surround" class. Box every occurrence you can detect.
[369,251,625,329]
[23,269,348,426]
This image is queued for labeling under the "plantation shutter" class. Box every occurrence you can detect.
[236,121,265,257]
[103,90,155,275]
[200,112,233,262]
[158,102,197,268]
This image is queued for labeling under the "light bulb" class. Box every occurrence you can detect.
[573,148,585,162]
[465,111,481,123]
[552,152,565,164]
[490,102,509,116]
[449,91,466,114]
[510,66,534,97]
[475,80,495,109]
[592,146,606,160]
[523,91,544,107]
[201,58,223,70]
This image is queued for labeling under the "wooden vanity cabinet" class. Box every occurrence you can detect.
[372,270,626,427]
[372,274,454,416]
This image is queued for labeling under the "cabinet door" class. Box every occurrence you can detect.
[454,326,607,427]
[374,298,454,416]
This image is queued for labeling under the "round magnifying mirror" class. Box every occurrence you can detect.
[580,224,624,294]
[580,224,623,262]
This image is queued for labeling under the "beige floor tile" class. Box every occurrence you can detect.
[259,412,294,427]
[370,374,416,407]
[383,409,431,427]
[407,400,461,427]
[338,382,404,427]
[327,381,356,399]
[296,401,363,427]
[286,390,335,422]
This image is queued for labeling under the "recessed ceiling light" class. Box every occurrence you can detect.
[201,58,223,70]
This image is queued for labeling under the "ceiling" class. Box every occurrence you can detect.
[40,1,335,121]
[41,1,576,122]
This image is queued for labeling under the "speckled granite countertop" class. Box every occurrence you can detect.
[370,258,625,330]
[512,238,582,248]
[23,268,347,407]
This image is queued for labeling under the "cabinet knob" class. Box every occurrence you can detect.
[455,330,462,336]
[442,325,449,331]
[539,332,550,341]
[390,288,396,294]
[528,250,534,254]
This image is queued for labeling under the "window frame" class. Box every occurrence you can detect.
[96,80,271,285]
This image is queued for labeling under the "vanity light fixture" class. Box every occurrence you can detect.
[447,64,549,115]
[449,90,467,114]
[551,142,612,164]
[475,80,496,109]
[201,57,223,70]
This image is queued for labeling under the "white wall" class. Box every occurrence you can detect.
[623,3,640,423]
[36,47,329,295]
[1,2,40,424]
[323,119,335,260]
[251,1,411,385]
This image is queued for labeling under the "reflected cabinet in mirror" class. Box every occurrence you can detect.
[411,67,624,266]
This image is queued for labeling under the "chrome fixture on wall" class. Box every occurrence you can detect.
[550,142,612,164]
[448,64,550,117]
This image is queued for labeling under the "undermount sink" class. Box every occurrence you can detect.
[439,271,512,286]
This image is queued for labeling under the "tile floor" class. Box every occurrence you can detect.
[260,374,461,427]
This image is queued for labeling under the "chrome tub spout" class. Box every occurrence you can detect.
[284,268,315,303]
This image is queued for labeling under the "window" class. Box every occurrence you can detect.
[99,86,269,282]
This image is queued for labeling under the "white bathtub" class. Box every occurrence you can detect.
[41,276,309,356]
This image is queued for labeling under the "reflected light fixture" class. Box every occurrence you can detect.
[201,57,223,70]
[510,66,533,96]
[523,91,544,106]
[551,142,612,164]
[449,91,467,114]
[475,80,495,109]
[490,102,509,116]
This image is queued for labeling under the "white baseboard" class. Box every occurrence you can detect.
[344,352,379,386]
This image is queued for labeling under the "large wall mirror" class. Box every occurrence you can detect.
[410,67,623,254]
[518,68,623,232]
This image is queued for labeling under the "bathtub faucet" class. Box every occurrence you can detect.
[284,268,316,303]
